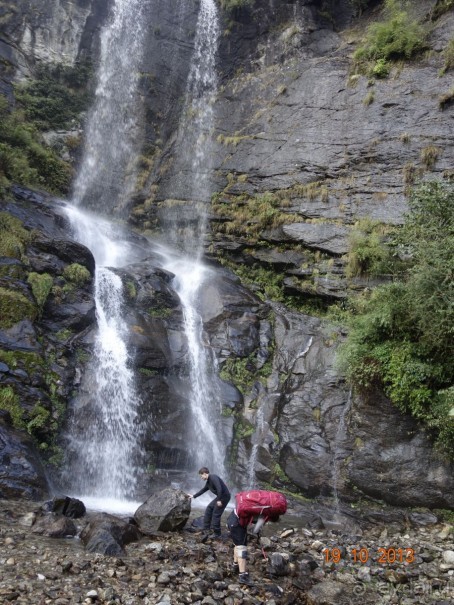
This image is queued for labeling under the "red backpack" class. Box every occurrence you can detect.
[235,490,287,527]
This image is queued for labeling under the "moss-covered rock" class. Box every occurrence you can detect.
[0,286,37,328]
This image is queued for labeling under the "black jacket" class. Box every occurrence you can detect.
[193,474,230,501]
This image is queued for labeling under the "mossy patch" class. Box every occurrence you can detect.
[27,272,53,310]
[0,212,31,259]
[0,287,37,328]
[0,385,24,428]
[62,263,91,286]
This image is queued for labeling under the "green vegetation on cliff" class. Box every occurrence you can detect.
[0,62,92,195]
[0,96,72,195]
[15,61,93,130]
[354,0,429,78]
[338,181,454,458]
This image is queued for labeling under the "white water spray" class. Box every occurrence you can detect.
[161,255,226,476]
[62,207,143,506]
[72,0,148,212]
[60,0,148,508]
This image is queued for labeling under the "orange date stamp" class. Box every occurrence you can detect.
[323,547,415,564]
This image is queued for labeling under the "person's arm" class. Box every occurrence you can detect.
[192,483,209,499]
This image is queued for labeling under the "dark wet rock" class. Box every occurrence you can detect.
[31,512,77,538]
[43,496,86,519]
[134,487,191,534]
[0,419,49,500]
[80,512,142,556]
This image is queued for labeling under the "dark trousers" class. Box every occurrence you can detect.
[204,496,230,534]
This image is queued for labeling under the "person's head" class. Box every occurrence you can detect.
[198,467,209,480]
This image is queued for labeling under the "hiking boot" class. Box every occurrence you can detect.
[200,531,211,543]
[239,572,252,586]
[231,562,239,574]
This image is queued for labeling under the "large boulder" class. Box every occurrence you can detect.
[0,412,49,500]
[80,512,142,556]
[134,487,191,534]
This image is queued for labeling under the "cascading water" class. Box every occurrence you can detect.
[60,0,149,509]
[61,0,226,503]
[161,255,226,476]
[166,0,220,256]
[332,388,352,511]
[61,208,144,510]
[159,1,226,478]
[72,0,148,212]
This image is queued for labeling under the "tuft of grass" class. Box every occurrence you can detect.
[420,146,440,169]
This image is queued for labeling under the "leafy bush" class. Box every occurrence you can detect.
[354,0,428,69]
[0,211,31,258]
[0,287,37,329]
[0,385,24,428]
[0,96,72,194]
[220,0,254,13]
[346,219,393,277]
[15,61,92,130]
[338,181,454,458]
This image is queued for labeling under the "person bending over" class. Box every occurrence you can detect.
[188,467,230,538]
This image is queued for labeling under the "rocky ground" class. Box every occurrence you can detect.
[0,499,453,605]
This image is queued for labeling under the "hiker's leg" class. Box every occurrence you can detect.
[211,499,228,535]
[235,545,247,573]
[203,499,216,530]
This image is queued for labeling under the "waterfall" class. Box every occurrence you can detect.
[60,0,225,503]
[166,0,220,256]
[60,0,149,508]
[72,0,148,213]
[61,208,144,509]
[158,1,225,477]
[161,254,227,478]
[332,388,352,511]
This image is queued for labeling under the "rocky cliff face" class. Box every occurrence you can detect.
[0,0,453,508]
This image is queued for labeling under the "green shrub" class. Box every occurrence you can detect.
[0,386,24,428]
[27,404,50,435]
[14,61,93,130]
[0,212,31,258]
[0,96,72,194]
[354,0,428,67]
[346,219,393,277]
[337,181,454,458]
[62,263,91,286]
